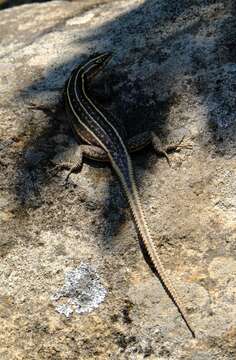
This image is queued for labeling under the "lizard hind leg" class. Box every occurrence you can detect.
[127,131,152,153]
[50,144,108,183]
[151,132,192,166]
[64,144,108,182]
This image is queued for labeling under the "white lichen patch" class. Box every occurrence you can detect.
[51,263,107,317]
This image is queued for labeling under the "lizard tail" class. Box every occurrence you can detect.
[119,166,195,337]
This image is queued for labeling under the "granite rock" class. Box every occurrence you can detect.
[0,0,236,359]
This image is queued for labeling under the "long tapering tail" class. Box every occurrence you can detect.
[116,158,195,337]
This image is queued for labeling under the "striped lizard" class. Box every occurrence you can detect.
[61,52,195,337]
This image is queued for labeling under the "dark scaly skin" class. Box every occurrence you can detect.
[64,53,195,337]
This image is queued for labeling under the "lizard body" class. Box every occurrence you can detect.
[64,53,195,337]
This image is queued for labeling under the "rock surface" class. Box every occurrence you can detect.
[0,0,236,359]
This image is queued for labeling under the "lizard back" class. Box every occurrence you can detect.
[64,53,195,337]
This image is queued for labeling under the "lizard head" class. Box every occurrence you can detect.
[85,52,112,80]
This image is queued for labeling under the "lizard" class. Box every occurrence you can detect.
[60,52,195,337]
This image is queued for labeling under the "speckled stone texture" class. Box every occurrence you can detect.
[0,0,236,359]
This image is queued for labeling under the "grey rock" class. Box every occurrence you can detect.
[0,0,236,359]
